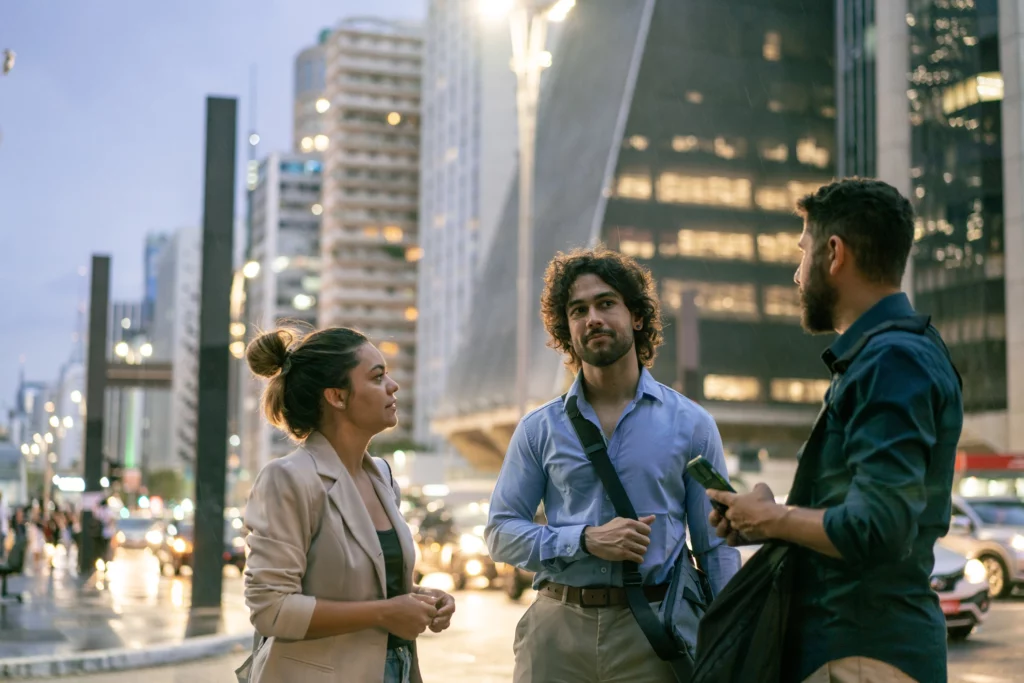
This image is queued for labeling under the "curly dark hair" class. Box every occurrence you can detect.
[541,246,663,371]
[796,177,915,286]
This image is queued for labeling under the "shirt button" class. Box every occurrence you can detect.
[601,567,608,574]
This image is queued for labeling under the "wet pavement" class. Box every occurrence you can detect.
[0,547,250,662]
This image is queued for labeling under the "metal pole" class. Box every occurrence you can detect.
[191,96,237,611]
[80,255,110,576]
[513,7,548,420]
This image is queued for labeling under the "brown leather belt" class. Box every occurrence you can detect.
[539,581,669,607]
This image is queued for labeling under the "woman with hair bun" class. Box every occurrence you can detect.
[237,326,454,683]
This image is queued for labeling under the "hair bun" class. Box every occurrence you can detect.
[245,328,297,378]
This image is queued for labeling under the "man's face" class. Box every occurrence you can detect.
[795,226,838,334]
[566,273,639,368]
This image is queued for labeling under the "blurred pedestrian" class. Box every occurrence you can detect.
[237,326,455,683]
[0,491,8,560]
[486,247,740,683]
[708,179,963,683]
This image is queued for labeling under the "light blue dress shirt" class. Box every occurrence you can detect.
[485,368,741,597]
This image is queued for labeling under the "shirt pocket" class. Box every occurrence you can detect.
[813,424,851,506]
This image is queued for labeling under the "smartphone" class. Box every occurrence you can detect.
[686,456,735,515]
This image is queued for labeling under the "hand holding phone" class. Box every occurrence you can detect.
[686,455,735,516]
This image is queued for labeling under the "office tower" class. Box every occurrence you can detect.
[434,0,837,470]
[318,18,424,448]
[294,30,331,154]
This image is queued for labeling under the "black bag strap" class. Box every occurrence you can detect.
[563,394,690,680]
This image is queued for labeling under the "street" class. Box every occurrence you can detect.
[14,549,1024,682]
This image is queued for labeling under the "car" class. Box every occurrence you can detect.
[113,516,164,551]
[938,495,1024,598]
[156,517,247,575]
[413,500,495,590]
[931,543,990,640]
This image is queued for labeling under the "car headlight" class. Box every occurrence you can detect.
[145,530,164,545]
[459,533,486,555]
[172,538,189,554]
[964,558,987,585]
[115,531,125,543]
[1011,534,1024,552]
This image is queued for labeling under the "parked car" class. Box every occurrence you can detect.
[413,500,495,590]
[930,543,990,640]
[939,495,1024,598]
[156,517,247,575]
[113,516,164,551]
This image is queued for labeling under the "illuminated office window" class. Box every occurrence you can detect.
[657,173,752,209]
[714,137,747,160]
[662,280,758,319]
[616,172,653,200]
[757,232,802,264]
[672,135,701,153]
[704,375,761,402]
[627,135,649,151]
[764,285,801,319]
[770,378,830,403]
[609,227,655,259]
[755,181,823,212]
[676,229,755,261]
[796,137,831,168]
[763,31,782,61]
[759,141,789,162]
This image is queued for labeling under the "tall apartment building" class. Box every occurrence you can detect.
[143,227,201,475]
[318,18,424,448]
[839,0,1024,452]
[294,29,331,154]
[414,0,517,446]
[240,153,323,472]
[434,0,837,470]
[104,300,146,471]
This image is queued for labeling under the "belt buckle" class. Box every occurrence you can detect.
[580,587,609,607]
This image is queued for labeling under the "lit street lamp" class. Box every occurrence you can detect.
[481,0,575,419]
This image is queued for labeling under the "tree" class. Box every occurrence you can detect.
[145,469,186,501]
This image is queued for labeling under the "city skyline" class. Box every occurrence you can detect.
[0,0,421,420]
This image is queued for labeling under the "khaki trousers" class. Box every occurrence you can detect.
[803,657,918,683]
[512,593,675,683]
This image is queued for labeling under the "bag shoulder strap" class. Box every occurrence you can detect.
[563,394,686,670]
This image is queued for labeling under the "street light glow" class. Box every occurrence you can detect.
[20,444,29,456]
[249,133,260,146]
[49,415,60,428]
[70,390,82,403]
[63,416,73,429]
[140,342,153,358]
[44,432,54,444]
[30,444,40,456]
[293,294,315,311]
[316,98,331,113]
[115,341,130,358]
[311,203,323,216]
[387,112,402,126]
[229,434,241,448]
[314,134,330,151]
[547,0,576,22]
[479,0,514,19]
[242,261,261,278]
[44,401,55,413]
[121,317,131,329]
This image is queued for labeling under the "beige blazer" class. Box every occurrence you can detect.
[243,432,422,683]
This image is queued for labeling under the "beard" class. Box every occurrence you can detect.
[800,256,838,334]
[574,328,634,368]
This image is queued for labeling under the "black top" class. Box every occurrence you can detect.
[788,294,963,683]
[377,528,411,650]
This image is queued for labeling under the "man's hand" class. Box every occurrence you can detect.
[707,484,784,546]
[584,515,655,563]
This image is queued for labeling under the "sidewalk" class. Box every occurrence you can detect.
[0,549,252,679]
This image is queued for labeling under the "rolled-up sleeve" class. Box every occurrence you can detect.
[823,344,936,568]
[684,411,740,596]
[243,459,319,641]
[485,419,588,573]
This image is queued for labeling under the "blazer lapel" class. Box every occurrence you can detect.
[302,433,387,597]
[369,462,417,591]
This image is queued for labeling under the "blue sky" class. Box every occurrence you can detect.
[0,1,423,418]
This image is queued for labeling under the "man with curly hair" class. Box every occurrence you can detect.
[485,247,740,683]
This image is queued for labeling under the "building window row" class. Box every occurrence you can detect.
[624,135,831,169]
[661,279,801,321]
[610,227,801,264]
[703,374,829,404]
[615,170,824,213]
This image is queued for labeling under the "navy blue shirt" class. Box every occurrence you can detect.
[789,293,963,683]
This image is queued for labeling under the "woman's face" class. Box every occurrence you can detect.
[340,343,400,436]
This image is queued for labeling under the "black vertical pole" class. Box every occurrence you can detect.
[80,255,110,576]
[191,96,237,610]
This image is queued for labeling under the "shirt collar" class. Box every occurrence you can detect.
[563,366,664,407]
[823,292,916,371]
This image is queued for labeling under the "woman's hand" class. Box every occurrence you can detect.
[415,586,456,633]
[381,594,438,641]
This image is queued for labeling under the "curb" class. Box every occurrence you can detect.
[0,631,253,679]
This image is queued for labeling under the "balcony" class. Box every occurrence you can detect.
[327,287,416,308]
[333,55,421,78]
[334,93,420,114]
[319,305,417,328]
[328,267,417,287]
[331,153,419,172]
[331,174,418,193]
